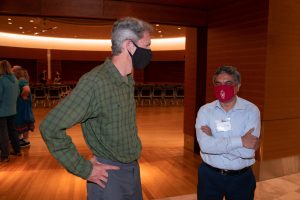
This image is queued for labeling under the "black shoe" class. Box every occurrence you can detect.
[19,139,31,148]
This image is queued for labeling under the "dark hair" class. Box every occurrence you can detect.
[213,66,241,84]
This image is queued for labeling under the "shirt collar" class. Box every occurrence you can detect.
[104,58,134,87]
[214,96,245,111]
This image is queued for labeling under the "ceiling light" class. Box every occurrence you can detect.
[34,27,37,29]
[156,24,160,27]
[19,27,23,29]
[29,19,34,23]
[158,30,162,33]
[0,32,185,51]
[53,26,58,29]
[177,27,181,30]
[34,32,39,35]
[8,22,12,25]
[8,18,11,21]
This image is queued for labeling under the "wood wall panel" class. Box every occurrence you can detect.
[61,60,103,82]
[133,69,144,83]
[144,61,184,83]
[206,0,268,113]
[0,46,47,59]
[183,28,198,142]
[41,0,103,18]
[152,51,185,61]
[262,119,300,159]
[264,0,300,120]
[0,0,41,15]
[183,27,208,153]
[259,0,300,166]
[59,60,185,84]
[50,50,110,61]
[102,0,206,26]
[206,0,300,180]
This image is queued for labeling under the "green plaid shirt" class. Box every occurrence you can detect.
[40,58,141,179]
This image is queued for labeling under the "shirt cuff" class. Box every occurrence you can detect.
[230,137,243,149]
[76,159,93,179]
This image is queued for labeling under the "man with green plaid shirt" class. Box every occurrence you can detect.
[40,17,153,200]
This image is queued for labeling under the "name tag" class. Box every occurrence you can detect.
[215,118,232,132]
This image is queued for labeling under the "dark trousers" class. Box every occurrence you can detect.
[87,157,143,200]
[197,162,256,200]
[0,115,20,158]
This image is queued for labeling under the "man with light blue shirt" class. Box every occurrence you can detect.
[195,66,260,200]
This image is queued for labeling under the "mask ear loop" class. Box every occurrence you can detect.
[127,40,136,57]
[130,40,139,48]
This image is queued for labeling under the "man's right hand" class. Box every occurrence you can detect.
[87,156,120,188]
[241,128,259,150]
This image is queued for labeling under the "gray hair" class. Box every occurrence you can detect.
[12,65,22,73]
[213,66,241,84]
[111,17,153,56]
[15,68,30,81]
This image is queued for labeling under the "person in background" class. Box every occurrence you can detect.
[195,66,260,200]
[12,65,22,73]
[0,60,21,162]
[14,67,35,148]
[40,17,153,200]
[39,70,47,85]
[53,71,61,84]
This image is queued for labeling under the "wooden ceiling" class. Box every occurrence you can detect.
[0,0,239,39]
[119,0,238,10]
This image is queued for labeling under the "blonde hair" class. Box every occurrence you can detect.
[0,60,13,75]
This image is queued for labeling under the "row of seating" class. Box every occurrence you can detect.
[30,83,184,107]
[134,84,184,106]
[31,84,73,107]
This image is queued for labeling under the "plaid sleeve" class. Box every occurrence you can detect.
[39,74,97,179]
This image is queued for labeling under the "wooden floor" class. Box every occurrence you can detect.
[1,106,300,200]
[0,106,201,200]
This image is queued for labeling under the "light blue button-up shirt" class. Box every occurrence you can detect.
[195,96,261,170]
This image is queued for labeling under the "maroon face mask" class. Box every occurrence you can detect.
[214,85,235,102]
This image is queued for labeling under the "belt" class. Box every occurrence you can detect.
[203,162,250,176]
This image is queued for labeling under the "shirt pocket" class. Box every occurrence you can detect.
[101,87,133,130]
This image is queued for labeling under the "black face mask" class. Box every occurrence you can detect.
[128,41,152,69]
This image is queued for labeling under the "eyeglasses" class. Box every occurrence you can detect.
[214,80,236,86]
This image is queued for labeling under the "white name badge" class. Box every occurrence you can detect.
[215,118,232,132]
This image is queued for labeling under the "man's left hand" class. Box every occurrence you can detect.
[201,125,212,136]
